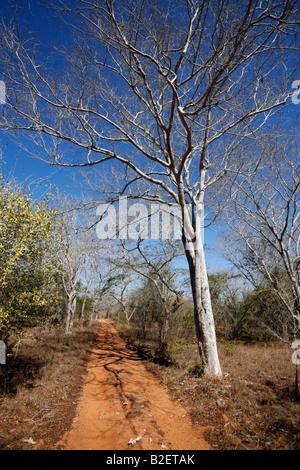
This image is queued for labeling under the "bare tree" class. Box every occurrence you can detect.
[86,255,119,323]
[79,258,94,328]
[111,239,184,350]
[58,215,92,333]
[54,194,106,333]
[222,138,300,344]
[0,0,299,375]
[110,273,138,323]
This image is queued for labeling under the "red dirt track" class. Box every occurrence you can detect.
[56,320,210,450]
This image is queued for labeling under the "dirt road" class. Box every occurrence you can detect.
[56,320,210,450]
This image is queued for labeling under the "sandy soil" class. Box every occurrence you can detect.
[55,320,210,451]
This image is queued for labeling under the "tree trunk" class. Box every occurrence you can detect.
[66,289,77,334]
[182,201,222,377]
[185,244,222,377]
[159,302,170,351]
[80,269,93,328]
[89,306,95,326]
[79,296,87,328]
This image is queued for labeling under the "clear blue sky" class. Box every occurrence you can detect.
[0,0,299,274]
[0,0,78,192]
[1,138,79,194]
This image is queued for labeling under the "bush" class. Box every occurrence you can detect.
[0,180,60,346]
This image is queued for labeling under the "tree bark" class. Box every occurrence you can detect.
[184,244,222,377]
[182,200,222,377]
[159,301,170,351]
[66,289,77,334]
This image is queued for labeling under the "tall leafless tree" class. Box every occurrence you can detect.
[57,213,92,333]
[0,0,299,375]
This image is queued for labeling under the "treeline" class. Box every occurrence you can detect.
[0,177,111,351]
[111,271,293,348]
[0,172,298,360]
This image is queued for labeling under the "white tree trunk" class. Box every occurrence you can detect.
[182,200,222,377]
[66,289,77,334]
[159,299,170,351]
[197,240,222,376]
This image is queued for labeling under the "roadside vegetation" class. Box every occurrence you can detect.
[0,174,299,450]
[115,294,300,450]
[0,0,299,450]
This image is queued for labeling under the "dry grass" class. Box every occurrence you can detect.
[0,321,299,450]
[117,324,300,450]
[0,323,101,450]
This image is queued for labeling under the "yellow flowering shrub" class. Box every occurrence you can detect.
[0,180,60,344]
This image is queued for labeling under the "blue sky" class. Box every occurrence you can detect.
[1,138,78,192]
[0,0,299,274]
[0,0,77,190]
[0,137,230,270]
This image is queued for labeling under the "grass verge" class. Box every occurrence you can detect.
[116,323,300,450]
[0,323,100,450]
